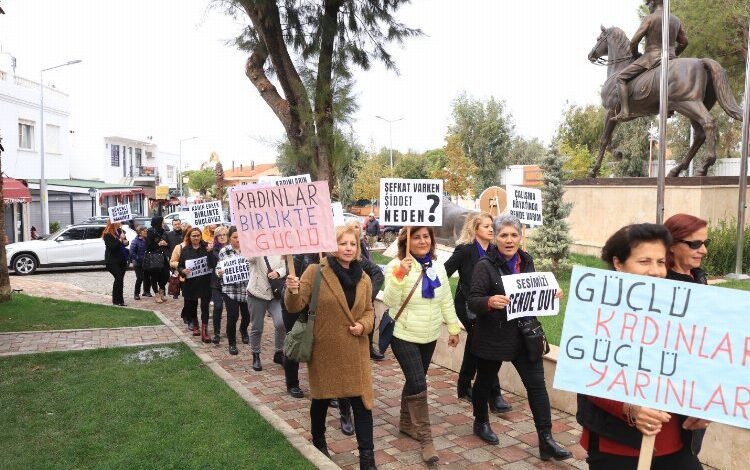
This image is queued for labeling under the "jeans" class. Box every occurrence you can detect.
[211,288,224,335]
[133,265,151,296]
[282,308,300,388]
[106,262,127,304]
[391,337,437,396]
[184,296,210,325]
[586,433,703,470]
[310,397,373,451]
[223,295,250,346]
[473,355,551,429]
[248,295,285,354]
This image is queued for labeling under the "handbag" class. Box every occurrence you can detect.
[143,251,165,272]
[518,317,550,362]
[264,256,286,300]
[167,272,180,296]
[283,264,323,363]
[378,270,425,354]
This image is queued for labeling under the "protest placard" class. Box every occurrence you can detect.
[554,266,750,429]
[108,204,132,223]
[507,185,543,227]
[221,256,250,284]
[228,181,336,257]
[189,201,224,227]
[332,202,345,229]
[257,174,312,186]
[379,178,443,226]
[185,256,210,279]
[502,272,560,321]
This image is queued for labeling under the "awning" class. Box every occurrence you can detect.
[2,178,32,203]
[98,187,144,203]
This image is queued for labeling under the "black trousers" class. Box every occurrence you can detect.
[106,262,127,304]
[282,309,300,388]
[459,324,500,393]
[223,295,250,345]
[473,355,551,429]
[184,296,210,325]
[133,265,151,296]
[586,433,703,470]
[211,288,224,334]
[391,337,437,396]
[149,266,169,293]
[310,396,373,451]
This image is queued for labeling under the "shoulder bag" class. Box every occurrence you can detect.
[378,270,425,354]
[143,251,165,272]
[518,317,550,362]
[283,264,323,363]
[264,256,287,300]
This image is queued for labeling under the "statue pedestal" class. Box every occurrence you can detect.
[564,176,750,256]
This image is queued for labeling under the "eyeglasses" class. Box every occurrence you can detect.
[678,239,710,250]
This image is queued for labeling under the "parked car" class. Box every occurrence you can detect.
[6,223,136,275]
[78,215,111,224]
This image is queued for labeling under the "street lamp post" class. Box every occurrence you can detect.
[375,115,403,169]
[40,59,81,235]
[87,187,97,217]
[179,136,198,196]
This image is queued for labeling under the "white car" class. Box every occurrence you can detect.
[6,223,136,275]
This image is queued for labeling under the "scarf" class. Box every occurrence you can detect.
[505,252,521,274]
[415,254,441,299]
[327,255,362,309]
[474,240,488,259]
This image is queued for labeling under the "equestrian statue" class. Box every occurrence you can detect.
[587,0,742,178]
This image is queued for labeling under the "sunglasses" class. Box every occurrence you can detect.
[678,239,710,249]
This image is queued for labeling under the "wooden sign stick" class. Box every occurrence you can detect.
[493,190,500,217]
[286,254,298,294]
[636,435,655,470]
[521,224,527,252]
[406,227,412,259]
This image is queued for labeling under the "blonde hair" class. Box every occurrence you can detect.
[456,212,494,245]
[213,226,228,238]
[332,224,362,261]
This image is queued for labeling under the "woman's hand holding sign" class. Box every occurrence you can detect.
[488,294,510,310]
[286,275,300,292]
[623,403,671,436]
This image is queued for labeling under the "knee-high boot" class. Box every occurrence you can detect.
[398,390,418,440]
[405,391,438,464]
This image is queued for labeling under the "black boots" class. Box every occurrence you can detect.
[538,429,572,461]
[368,330,384,360]
[489,385,512,413]
[457,381,472,402]
[312,436,330,458]
[252,353,262,371]
[273,350,284,365]
[473,420,499,445]
[359,449,378,470]
[339,399,354,436]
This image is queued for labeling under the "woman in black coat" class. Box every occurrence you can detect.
[467,214,571,461]
[102,220,130,306]
[178,227,212,341]
[444,211,510,412]
[145,215,170,303]
[208,226,227,344]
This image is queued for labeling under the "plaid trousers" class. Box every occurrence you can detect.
[391,337,437,395]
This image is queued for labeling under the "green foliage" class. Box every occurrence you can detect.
[669,113,742,175]
[331,130,365,206]
[507,136,546,166]
[187,168,217,196]
[610,119,653,177]
[560,143,597,179]
[49,221,60,233]
[702,219,750,276]
[448,93,514,194]
[555,104,605,155]
[529,148,572,274]
[394,152,429,180]
[431,135,477,197]
[352,153,392,201]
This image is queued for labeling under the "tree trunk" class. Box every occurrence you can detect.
[0,152,12,302]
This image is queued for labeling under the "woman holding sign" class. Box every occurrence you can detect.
[284,224,377,469]
[444,211,511,412]
[215,227,251,356]
[383,226,461,465]
[102,220,130,306]
[178,228,212,343]
[578,223,707,469]
[467,214,571,460]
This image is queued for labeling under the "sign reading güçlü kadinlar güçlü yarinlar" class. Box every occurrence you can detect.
[228,181,336,257]
[379,178,443,227]
[553,266,750,429]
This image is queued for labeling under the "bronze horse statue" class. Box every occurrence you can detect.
[587,26,742,177]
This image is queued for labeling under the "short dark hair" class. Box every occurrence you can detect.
[397,226,437,260]
[601,223,673,269]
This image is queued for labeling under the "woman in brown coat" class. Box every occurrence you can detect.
[285,224,377,470]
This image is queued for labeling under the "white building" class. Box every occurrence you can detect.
[0,51,72,181]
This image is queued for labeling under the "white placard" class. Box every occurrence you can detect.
[379,178,443,227]
[257,174,312,186]
[332,202,345,229]
[185,256,210,278]
[506,185,543,227]
[221,256,250,284]
[189,201,224,227]
[108,204,132,223]
[502,272,560,320]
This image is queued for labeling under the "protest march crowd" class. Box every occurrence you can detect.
[99,187,715,470]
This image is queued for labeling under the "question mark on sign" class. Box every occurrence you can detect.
[426,195,440,223]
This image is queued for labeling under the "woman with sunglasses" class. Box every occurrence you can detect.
[664,214,709,285]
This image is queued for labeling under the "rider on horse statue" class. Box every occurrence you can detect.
[614,0,689,121]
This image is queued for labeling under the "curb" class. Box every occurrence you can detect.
[0,339,181,357]
[0,325,171,336]
[151,309,341,470]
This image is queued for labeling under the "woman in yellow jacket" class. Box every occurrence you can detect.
[383,226,461,464]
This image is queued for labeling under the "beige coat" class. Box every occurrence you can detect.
[248,255,286,300]
[169,243,185,270]
[284,261,375,409]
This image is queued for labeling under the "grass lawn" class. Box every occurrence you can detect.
[0,343,315,470]
[715,279,750,291]
[0,294,162,332]
[371,251,392,266]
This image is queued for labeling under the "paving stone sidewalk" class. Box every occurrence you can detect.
[10,275,589,469]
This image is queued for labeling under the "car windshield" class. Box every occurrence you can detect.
[41,227,68,240]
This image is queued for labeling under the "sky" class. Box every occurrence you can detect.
[0,0,643,171]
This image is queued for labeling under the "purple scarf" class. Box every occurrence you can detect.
[505,252,520,274]
[415,255,441,298]
[474,240,488,259]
